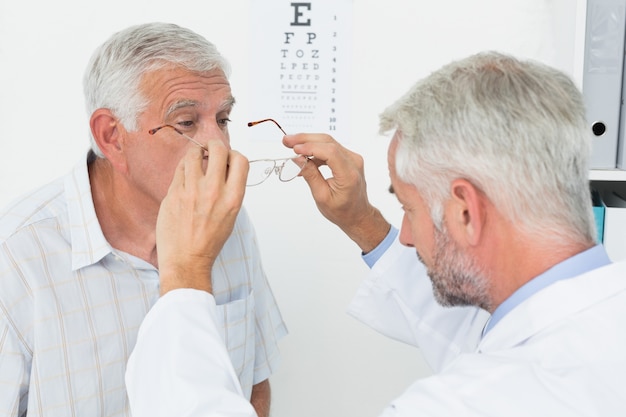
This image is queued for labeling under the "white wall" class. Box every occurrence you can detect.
[0,1,581,416]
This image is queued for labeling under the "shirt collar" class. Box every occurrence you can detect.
[66,151,113,270]
[483,244,612,336]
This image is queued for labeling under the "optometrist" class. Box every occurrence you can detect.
[126,51,626,416]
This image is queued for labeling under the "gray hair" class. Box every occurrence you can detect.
[380,51,595,244]
[83,22,231,157]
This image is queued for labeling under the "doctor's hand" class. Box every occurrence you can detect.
[283,133,390,253]
[156,140,249,296]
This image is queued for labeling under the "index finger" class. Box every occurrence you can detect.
[283,132,334,156]
[204,139,230,181]
[284,133,358,177]
[225,150,249,191]
[169,145,205,191]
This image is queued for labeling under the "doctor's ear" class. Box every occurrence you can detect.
[445,179,487,246]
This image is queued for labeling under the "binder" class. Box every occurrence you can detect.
[617,29,626,169]
[591,187,606,243]
[582,0,626,169]
[601,189,626,261]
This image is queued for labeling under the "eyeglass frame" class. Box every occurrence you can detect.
[147,118,310,186]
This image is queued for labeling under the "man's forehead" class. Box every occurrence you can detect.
[139,65,232,101]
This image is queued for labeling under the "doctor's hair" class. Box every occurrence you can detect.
[379,51,596,245]
[83,22,231,157]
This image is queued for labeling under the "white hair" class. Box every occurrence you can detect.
[83,22,231,157]
[380,51,595,244]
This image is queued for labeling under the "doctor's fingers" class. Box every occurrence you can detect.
[285,133,365,177]
[298,163,369,224]
[283,132,338,160]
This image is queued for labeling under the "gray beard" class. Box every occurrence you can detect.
[418,224,493,312]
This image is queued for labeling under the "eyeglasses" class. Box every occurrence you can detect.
[246,118,311,186]
[148,118,309,187]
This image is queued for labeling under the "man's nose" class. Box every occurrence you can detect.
[197,123,230,149]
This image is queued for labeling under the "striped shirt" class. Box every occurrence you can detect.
[0,152,287,416]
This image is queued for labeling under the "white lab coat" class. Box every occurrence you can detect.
[350,239,626,416]
[126,239,626,416]
[346,237,490,372]
[126,289,257,417]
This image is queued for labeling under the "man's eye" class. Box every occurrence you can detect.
[175,121,195,131]
[218,118,231,127]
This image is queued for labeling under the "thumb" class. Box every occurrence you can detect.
[299,161,332,202]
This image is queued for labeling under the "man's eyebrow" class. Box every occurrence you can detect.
[164,96,236,119]
[219,96,236,112]
[165,100,198,118]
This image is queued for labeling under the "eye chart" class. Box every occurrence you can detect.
[248,0,352,143]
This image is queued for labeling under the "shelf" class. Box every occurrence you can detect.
[589,169,626,182]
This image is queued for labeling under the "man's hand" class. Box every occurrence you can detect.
[156,140,249,295]
[283,133,390,253]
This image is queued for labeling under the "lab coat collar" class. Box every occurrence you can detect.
[477,261,626,352]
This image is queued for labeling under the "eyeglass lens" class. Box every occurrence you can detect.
[247,156,308,187]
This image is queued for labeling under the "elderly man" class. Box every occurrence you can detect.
[126,51,626,416]
[0,23,286,417]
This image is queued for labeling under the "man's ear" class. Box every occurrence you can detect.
[89,108,128,172]
[445,178,486,247]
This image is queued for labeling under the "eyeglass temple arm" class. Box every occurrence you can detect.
[148,125,174,135]
[148,124,209,151]
[247,118,287,135]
